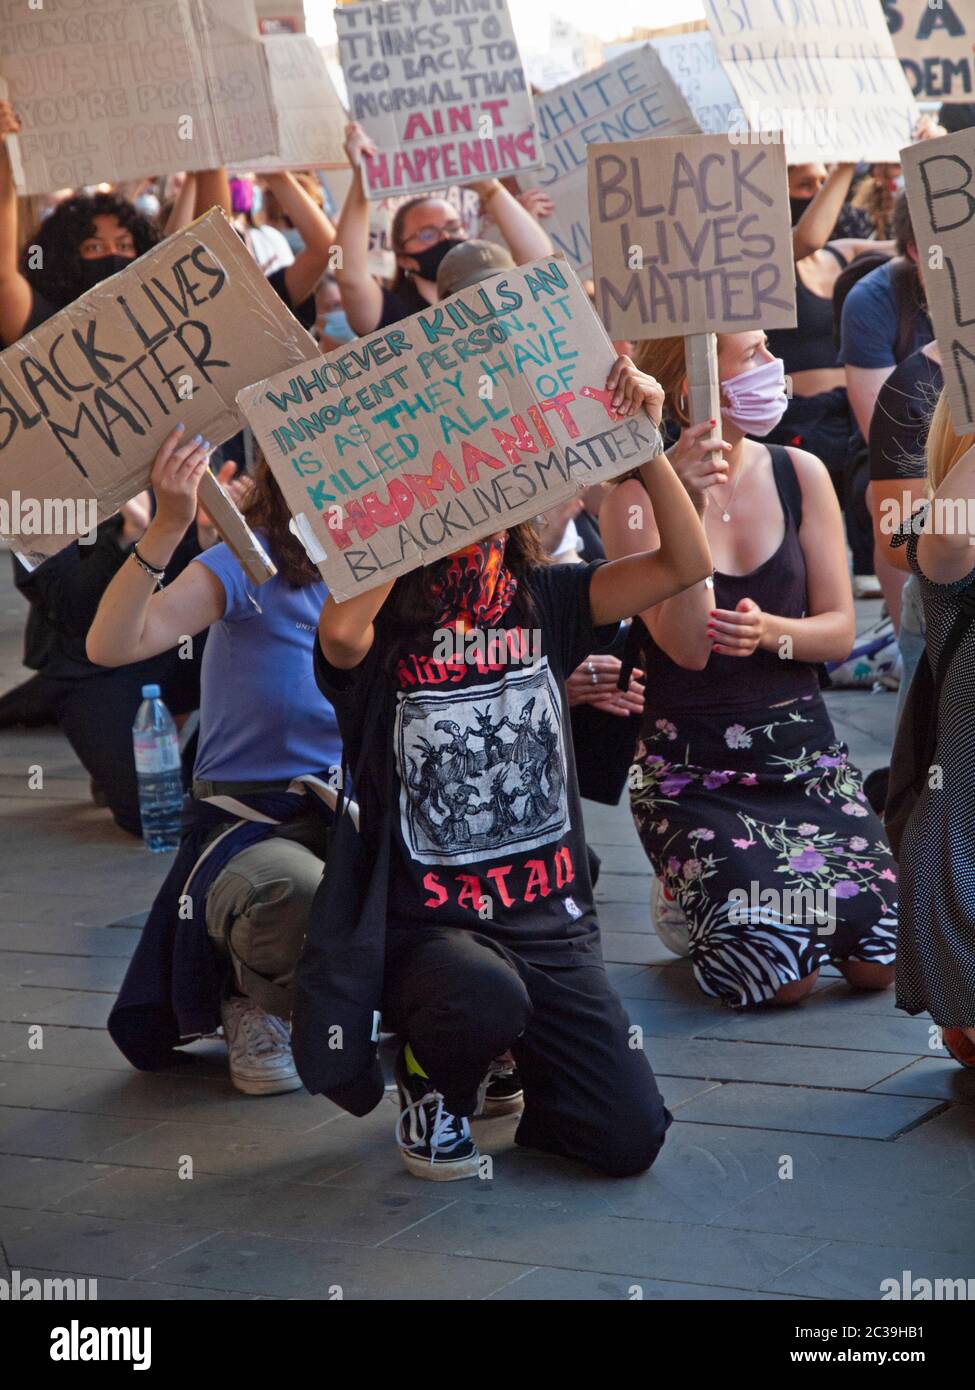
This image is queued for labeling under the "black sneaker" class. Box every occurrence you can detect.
[394,1045,481,1181]
[475,1058,525,1118]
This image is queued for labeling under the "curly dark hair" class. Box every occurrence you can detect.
[21,192,161,309]
[242,453,320,589]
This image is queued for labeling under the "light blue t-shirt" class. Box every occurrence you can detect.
[192,541,342,782]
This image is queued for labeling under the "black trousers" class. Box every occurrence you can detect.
[382,927,672,1178]
[54,649,201,838]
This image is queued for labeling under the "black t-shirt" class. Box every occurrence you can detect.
[314,562,618,962]
[378,281,428,329]
[266,266,316,331]
[868,348,943,483]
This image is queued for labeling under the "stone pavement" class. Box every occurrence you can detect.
[1,557,974,1303]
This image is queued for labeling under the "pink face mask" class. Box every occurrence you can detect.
[720,357,789,437]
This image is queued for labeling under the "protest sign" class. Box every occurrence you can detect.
[886,0,975,103]
[901,129,975,433]
[652,31,740,135]
[704,0,918,163]
[238,257,661,601]
[534,47,700,281]
[588,132,797,341]
[235,34,349,173]
[0,0,278,196]
[0,208,320,582]
[336,0,541,197]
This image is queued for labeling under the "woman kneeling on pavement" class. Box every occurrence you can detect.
[88,430,342,1097]
[311,353,711,1181]
[600,332,898,1010]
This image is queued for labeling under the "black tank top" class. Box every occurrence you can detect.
[638,445,821,723]
[766,246,845,374]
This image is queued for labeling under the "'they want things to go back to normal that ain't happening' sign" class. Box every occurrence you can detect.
[238,258,664,601]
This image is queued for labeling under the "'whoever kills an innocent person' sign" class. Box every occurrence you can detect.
[336,0,541,197]
[902,129,975,433]
[533,47,700,281]
[0,0,277,196]
[705,0,919,163]
[238,258,662,601]
[0,209,319,568]
[886,0,975,103]
[588,133,797,342]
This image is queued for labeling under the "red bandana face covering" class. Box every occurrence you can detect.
[429,535,518,631]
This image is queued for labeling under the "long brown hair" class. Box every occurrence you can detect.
[241,453,320,588]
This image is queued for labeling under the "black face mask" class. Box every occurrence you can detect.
[789,196,813,226]
[407,236,464,282]
[76,253,134,291]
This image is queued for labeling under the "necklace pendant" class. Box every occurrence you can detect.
[721,511,731,522]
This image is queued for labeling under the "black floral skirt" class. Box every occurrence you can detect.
[631,695,897,1007]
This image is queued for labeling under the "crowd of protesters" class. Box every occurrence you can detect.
[2,87,975,1183]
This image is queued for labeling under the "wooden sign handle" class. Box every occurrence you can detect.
[197,470,276,586]
[685,332,722,465]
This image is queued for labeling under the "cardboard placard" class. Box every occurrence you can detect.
[704,0,919,163]
[0,0,278,196]
[901,129,975,433]
[886,0,975,103]
[234,33,349,173]
[652,31,740,135]
[336,0,541,197]
[237,256,661,601]
[0,208,320,576]
[534,47,700,282]
[588,132,797,341]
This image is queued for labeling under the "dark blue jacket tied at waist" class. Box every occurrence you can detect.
[108,779,340,1071]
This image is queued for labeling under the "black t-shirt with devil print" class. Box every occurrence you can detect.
[315,561,618,963]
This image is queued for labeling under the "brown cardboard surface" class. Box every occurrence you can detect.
[234,33,349,173]
[0,207,320,573]
[902,128,975,433]
[238,256,663,601]
[1,0,277,195]
[889,0,975,103]
[588,132,796,341]
[534,46,700,282]
[705,0,918,163]
[336,0,541,198]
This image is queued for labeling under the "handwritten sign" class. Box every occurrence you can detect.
[534,47,699,281]
[652,31,740,135]
[0,0,278,196]
[0,209,319,569]
[336,0,541,197]
[238,257,661,600]
[886,0,975,103]
[705,0,919,163]
[235,34,349,173]
[902,128,975,432]
[588,132,797,340]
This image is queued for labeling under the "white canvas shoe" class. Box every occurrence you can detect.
[651,877,692,958]
[220,995,303,1096]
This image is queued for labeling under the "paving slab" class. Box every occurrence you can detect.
[672,1081,942,1139]
[645,1037,912,1091]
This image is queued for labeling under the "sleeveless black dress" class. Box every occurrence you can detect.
[631,447,897,1007]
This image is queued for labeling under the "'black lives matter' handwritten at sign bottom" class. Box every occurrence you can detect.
[240,258,663,601]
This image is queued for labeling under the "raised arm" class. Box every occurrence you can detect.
[334,122,384,336]
[318,579,396,671]
[471,179,553,263]
[194,168,232,218]
[792,163,856,263]
[265,171,337,308]
[86,426,226,668]
[163,172,198,236]
[588,359,712,626]
[0,102,32,346]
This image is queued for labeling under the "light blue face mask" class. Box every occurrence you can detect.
[321,308,355,343]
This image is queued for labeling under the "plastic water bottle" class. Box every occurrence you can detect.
[132,684,183,852]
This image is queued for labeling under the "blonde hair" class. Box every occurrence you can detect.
[926,389,975,493]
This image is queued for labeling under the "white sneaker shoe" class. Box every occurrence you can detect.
[651,877,692,957]
[852,574,883,600]
[220,994,303,1096]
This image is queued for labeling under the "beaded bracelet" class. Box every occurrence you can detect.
[131,542,165,591]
